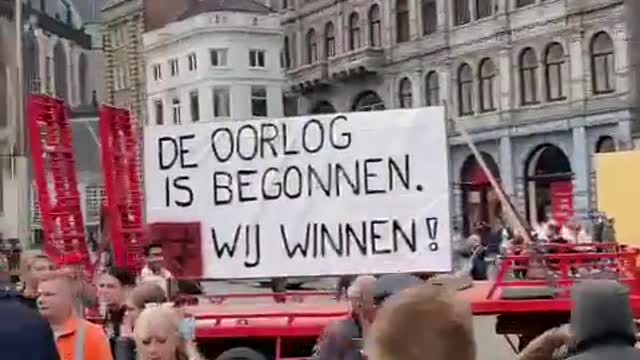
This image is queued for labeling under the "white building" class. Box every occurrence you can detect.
[143,0,285,125]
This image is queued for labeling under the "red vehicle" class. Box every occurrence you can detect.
[26,96,640,359]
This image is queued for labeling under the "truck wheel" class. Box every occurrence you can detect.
[216,347,268,360]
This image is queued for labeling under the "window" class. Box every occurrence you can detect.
[399,77,413,108]
[348,13,361,50]
[152,64,162,81]
[190,90,200,122]
[188,53,197,71]
[325,22,336,58]
[249,50,266,68]
[172,98,181,124]
[251,86,268,117]
[282,0,288,9]
[476,0,492,19]
[396,0,410,43]
[516,0,535,7]
[283,36,292,68]
[422,0,437,35]
[369,5,381,47]
[306,29,318,64]
[591,32,615,94]
[154,100,164,125]
[210,49,228,67]
[212,87,231,118]
[425,71,439,106]
[479,58,497,112]
[545,42,566,101]
[458,63,474,116]
[519,47,538,105]
[169,59,179,76]
[454,0,470,26]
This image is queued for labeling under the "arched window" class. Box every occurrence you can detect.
[53,41,68,101]
[78,53,89,105]
[458,63,473,116]
[399,77,413,108]
[369,4,381,47]
[425,71,439,106]
[396,0,410,43]
[325,22,335,58]
[591,32,615,94]
[596,136,616,153]
[348,13,361,51]
[353,91,385,111]
[479,58,496,112]
[306,29,318,64]
[544,42,566,102]
[519,47,538,105]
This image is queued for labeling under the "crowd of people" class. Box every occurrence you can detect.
[451,214,617,281]
[317,273,640,360]
[0,242,202,360]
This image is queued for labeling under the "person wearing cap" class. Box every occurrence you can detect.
[519,280,640,360]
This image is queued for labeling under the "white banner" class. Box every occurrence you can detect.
[143,108,452,279]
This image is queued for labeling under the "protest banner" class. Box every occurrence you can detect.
[143,108,452,278]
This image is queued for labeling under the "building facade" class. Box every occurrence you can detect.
[0,0,101,245]
[143,1,285,125]
[280,0,633,235]
[101,0,145,122]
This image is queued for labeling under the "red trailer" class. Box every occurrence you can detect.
[173,243,640,359]
[27,98,640,359]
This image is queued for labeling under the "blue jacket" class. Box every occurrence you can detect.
[0,287,60,360]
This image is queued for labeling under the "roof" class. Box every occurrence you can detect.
[176,0,272,21]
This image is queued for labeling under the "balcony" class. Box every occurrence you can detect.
[328,47,385,80]
[286,61,329,93]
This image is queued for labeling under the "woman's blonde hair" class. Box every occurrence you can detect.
[134,304,202,360]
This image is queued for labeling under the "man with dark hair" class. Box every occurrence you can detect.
[138,243,172,295]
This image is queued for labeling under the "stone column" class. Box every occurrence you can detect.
[499,136,515,197]
[414,69,425,107]
[572,126,590,221]
[408,0,419,40]
[568,32,586,108]
[613,24,630,94]
[498,46,513,117]
[435,0,447,30]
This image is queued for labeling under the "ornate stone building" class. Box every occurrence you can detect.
[278,0,633,235]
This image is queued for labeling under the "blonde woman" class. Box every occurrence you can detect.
[134,304,202,360]
[18,250,54,309]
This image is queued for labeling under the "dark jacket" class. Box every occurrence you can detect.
[0,287,60,360]
[114,337,136,360]
[567,280,640,360]
[315,315,363,360]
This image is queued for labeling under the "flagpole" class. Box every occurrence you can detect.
[15,0,28,246]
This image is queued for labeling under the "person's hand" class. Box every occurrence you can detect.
[552,324,573,345]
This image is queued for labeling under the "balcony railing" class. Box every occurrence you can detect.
[286,61,329,93]
[328,47,385,80]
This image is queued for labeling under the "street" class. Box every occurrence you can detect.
[204,278,516,360]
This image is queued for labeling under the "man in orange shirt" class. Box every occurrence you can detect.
[38,273,113,360]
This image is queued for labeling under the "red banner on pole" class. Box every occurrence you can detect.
[550,181,574,227]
